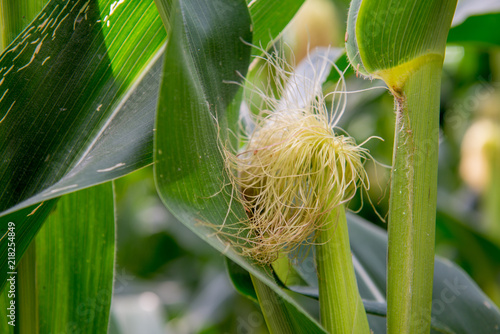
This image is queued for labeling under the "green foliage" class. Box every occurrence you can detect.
[154,0,326,332]
[230,213,500,333]
[1,0,500,332]
[347,0,456,76]
[347,0,457,332]
[0,183,115,333]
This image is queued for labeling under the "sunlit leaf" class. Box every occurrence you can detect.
[0,0,49,50]
[0,0,166,216]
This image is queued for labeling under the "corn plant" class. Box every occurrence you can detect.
[1,0,500,333]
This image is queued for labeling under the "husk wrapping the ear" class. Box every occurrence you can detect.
[217,47,370,265]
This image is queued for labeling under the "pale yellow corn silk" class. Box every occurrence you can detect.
[211,49,370,265]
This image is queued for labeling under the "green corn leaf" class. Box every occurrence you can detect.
[347,213,500,334]
[448,14,500,46]
[0,0,167,217]
[0,0,166,295]
[36,183,115,333]
[226,258,258,305]
[0,0,309,221]
[283,213,500,334]
[0,0,49,50]
[154,0,326,332]
[248,0,305,51]
[346,1,457,332]
[446,0,500,46]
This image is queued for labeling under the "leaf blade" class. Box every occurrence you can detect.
[154,0,326,332]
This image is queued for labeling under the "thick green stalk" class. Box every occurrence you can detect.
[250,274,294,334]
[315,205,369,333]
[386,58,442,333]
